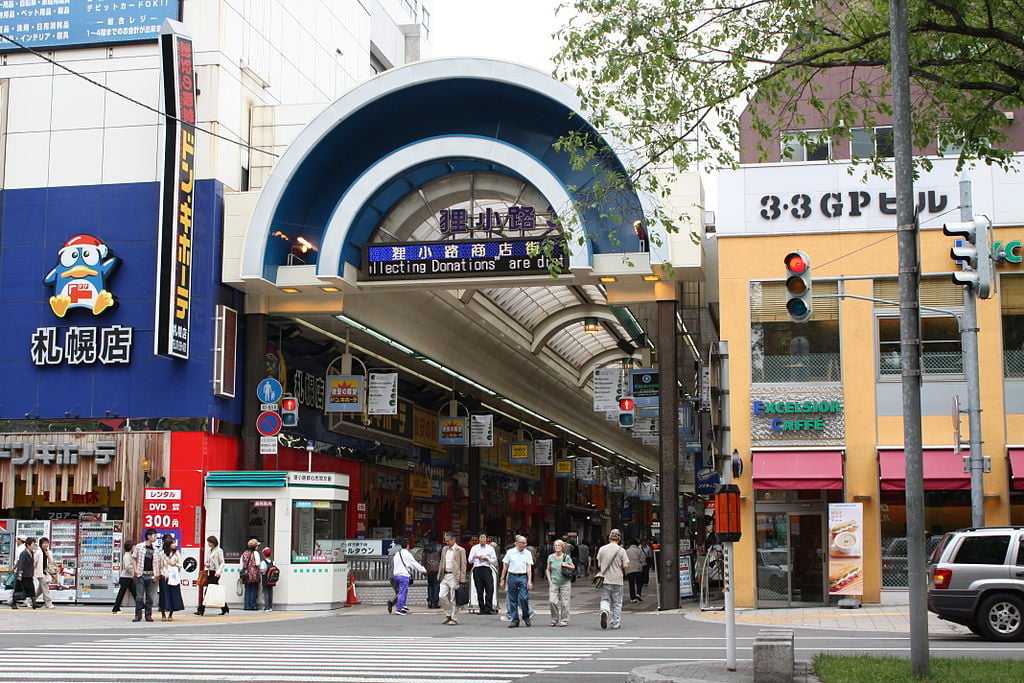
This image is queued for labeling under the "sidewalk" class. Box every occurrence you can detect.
[0,603,323,629]
[685,602,970,635]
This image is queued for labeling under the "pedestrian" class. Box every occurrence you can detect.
[468,532,497,614]
[438,531,467,625]
[195,536,229,616]
[10,537,37,609]
[499,534,534,627]
[626,539,645,603]
[260,547,278,612]
[577,539,590,578]
[11,535,25,570]
[545,539,574,627]
[421,531,442,609]
[158,535,184,621]
[387,538,425,616]
[525,539,539,579]
[640,538,654,596]
[131,529,162,622]
[596,528,629,630]
[112,541,136,613]
[240,538,262,610]
[34,537,57,609]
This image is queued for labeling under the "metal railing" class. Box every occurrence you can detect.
[753,353,840,383]
[879,351,963,376]
[346,555,425,583]
[1005,350,1024,378]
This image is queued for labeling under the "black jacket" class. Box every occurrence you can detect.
[16,548,34,578]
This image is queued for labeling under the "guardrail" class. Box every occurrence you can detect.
[346,555,425,583]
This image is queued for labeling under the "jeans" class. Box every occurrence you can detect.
[600,583,624,628]
[439,574,460,620]
[426,573,440,608]
[472,565,494,612]
[113,577,135,610]
[548,580,571,625]
[262,585,274,610]
[505,574,530,622]
[244,581,259,610]
[134,575,157,618]
[394,575,410,611]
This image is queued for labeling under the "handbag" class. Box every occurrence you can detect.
[454,581,470,606]
[204,583,227,608]
[235,576,244,596]
[592,573,605,589]
[1,573,14,590]
[197,570,209,588]
[560,561,578,582]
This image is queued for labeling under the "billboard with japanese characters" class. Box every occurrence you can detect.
[0,1,182,53]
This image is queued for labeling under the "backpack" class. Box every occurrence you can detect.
[423,543,441,574]
[263,561,280,587]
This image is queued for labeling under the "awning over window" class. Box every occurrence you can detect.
[878,448,969,491]
[752,450,844,490]
[1009,449,1024,491]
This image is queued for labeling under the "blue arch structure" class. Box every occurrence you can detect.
[242,58,659,285]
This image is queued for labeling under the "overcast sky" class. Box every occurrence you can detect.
[430,0,563,73]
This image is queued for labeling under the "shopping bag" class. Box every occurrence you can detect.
[455,582,470,606]
[204,583,227,608]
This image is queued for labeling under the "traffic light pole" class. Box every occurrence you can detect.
[959,175,985,528]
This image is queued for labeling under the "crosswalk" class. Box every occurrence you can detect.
[0,633,634,682]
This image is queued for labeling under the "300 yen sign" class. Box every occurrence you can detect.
[144,514,175,527]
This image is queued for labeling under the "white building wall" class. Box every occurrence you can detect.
[0,0,432,192]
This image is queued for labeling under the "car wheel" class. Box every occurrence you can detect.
[967,623,985,637]
[977,594,1024,641]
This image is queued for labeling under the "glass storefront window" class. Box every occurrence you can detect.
[221,499,275,561]
[750,280,840,383]
[1001,275,1024,378]
[291,501,347,563]
[874,277,964,378]
[879,490,970,587]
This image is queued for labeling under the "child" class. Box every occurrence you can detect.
[260,547,277,612]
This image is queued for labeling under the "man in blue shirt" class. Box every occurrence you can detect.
[499,535,534,627]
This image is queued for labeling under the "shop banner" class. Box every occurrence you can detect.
[629,369,660,407]
[509,441,532,464]
[828,503,864,596]
[325,375,364,413]
[609,476,623,493]
[470,414,494,447]
[575,456,596,483]
[533,439,553,465]
[438,417,467,445]
[592,367,620,412]
[639,481,655,501]
[409,473,432,498]
[367,371,399,415]
[554,459,573,478]
[625,476,639,497]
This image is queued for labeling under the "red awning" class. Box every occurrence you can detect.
[752,450,844,490]
[1009,449,1024,491]
[878,448,969,491]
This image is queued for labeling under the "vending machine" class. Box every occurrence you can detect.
[77,520,120,603]
[15,520,49,603]
[0,519,15,602]
[49,519,79,603]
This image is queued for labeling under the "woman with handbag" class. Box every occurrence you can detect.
[544,539,575,627]
[112,541,136,613]
[34,537,57,609]
[158,535,185,621]
[195,536,229,616]
[388,537,425,615]
[240,538,262,610]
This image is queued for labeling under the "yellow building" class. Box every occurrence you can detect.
[715,156,1024,606]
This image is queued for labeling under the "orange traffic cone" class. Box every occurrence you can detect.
[344,572,360,606]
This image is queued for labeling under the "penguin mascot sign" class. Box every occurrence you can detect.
[43,234,121,317]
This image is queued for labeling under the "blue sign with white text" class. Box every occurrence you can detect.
[0,1,182,52]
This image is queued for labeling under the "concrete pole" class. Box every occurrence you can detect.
[959,175,985,527]
[657,294,680,611]
[888,0,929,674]
[718,341,736,671]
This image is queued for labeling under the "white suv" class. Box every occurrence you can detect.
[928,526,1024,641]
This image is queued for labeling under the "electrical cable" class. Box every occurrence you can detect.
[0,31,278,158]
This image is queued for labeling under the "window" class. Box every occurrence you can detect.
[400,0,416,21]
[879,490,969,587]
[1002,275,1024,378]
[954,535,1011,565]
[221,499,275,561]
[875,278,963,377]
[781,131,830,162]
[750,280,841,382]
[291,500,347,563]
[851,127,894,158]
[421,7,430,38]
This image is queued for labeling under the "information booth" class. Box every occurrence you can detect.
[204,471,350,610]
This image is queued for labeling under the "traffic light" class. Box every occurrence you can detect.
[618,397,635,428]
[783,251,812,323]
[281,395,298,427]
[943,216,992,299]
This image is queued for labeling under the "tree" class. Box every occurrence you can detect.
[554,0,1023,231]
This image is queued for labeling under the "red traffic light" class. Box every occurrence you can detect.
[618,397,635,411]
[281,397,298,411]
[784,252,808,274]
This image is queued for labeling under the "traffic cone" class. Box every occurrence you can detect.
[344,572,360,606]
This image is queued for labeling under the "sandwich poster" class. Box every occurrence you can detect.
[828,502,864,596]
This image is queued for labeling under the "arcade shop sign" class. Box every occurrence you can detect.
[362,238,567,280]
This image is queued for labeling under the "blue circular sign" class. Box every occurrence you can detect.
[256,410,283,437]
[256,377,283,404]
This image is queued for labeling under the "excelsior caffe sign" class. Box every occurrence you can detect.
[753,399,843,432]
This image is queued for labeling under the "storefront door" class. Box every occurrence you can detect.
[755,510,826,606]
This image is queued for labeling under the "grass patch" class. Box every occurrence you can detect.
[814,653,1024,682]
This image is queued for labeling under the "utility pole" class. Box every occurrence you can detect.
[888,0,929,674]
[717,341,737,671]
[959,175,985,527]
